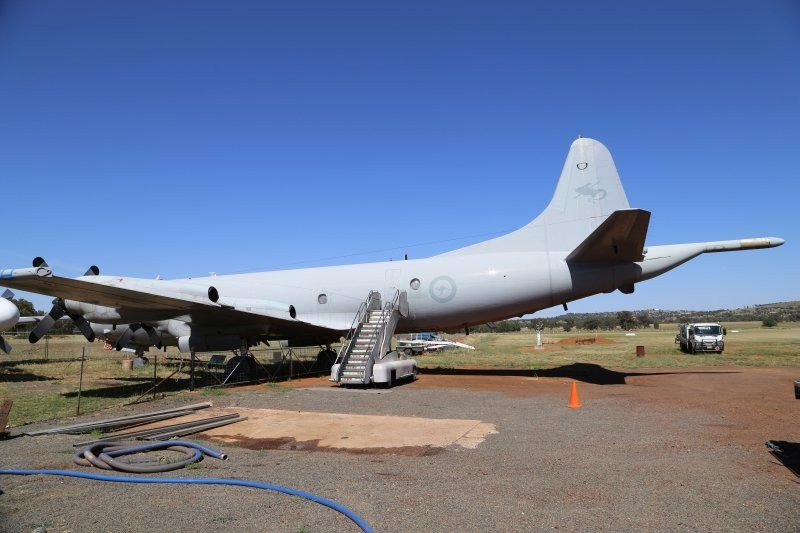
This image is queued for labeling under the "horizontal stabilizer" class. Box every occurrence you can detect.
[566,209,650,263]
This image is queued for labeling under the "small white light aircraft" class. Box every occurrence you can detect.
[0,138,784,382]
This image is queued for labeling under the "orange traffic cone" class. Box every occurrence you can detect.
[567,381,581,408]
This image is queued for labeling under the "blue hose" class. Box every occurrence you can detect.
[0,468,373,533]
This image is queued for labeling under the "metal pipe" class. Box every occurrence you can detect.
[142,416,247,440]
[26,410,196,436]
[25,402,211,436]
[72,414,242,446]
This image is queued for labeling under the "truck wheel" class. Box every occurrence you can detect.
[689,344,695,354]
[404,348,413,356]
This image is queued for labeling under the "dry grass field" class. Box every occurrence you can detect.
[1,321,798,427]
[421,321,800,370]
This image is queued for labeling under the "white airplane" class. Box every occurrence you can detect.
[0,291,21,353]
[0,138,784,383]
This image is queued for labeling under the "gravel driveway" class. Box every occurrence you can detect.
[1,366,798,532]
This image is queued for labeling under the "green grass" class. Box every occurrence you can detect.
[2,323,798,427]
[0,356,182,426]
[199,387,228,396]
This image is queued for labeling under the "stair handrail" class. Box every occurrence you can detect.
[332,290,377,380]
[376,289,402,360]
[350,289,398,379]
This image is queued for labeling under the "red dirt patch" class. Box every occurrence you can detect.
[407,366,800,472]
[216,435,442,456]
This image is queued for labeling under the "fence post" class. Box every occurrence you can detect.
[76,347,86,416]
[153,353,158,399]
[190,349,195,391]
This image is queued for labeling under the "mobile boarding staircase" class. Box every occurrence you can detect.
[331,290,417,386]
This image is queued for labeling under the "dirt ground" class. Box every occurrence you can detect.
[285,365,800,470]
[1,365,798,532]
[414,366,800,470]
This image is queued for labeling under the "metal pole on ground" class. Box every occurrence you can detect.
[76,347,86,416]
[190,349,195,391]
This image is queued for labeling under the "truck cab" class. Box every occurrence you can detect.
[676,322,725,354]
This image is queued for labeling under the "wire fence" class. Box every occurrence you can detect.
[1,334,340,408]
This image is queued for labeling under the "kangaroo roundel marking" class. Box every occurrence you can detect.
[574,182,607,201]
[429,275,457,303]
[577,162,588,170]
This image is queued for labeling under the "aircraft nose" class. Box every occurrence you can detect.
[768,237,785,247]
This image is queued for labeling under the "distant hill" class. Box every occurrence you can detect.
[474,301,800,333]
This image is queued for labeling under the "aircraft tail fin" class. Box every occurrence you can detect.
[442,137,632,255]
[565,209,650,263]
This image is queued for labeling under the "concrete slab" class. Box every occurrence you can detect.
[200,407,497,455]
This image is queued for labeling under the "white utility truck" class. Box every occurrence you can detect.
[676,322,725,354]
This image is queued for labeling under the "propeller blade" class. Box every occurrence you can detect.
[1,289,13,300]
[141,325,162,348]
[69,313,96,342]
[29,315,57,343]
[83,266,99,276]
[32,257,49,268]
[29,299,67,344]
[0,335,11,354]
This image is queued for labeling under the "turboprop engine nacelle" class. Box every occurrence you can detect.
[0,297,20,331]
[66,301,124,322]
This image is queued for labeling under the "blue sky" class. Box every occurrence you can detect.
[1,1,798,317]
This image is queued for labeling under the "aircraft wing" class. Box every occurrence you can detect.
[0,266,342,341]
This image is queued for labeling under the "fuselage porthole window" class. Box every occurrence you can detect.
[410,278,421,290]
[318,293,328,304]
